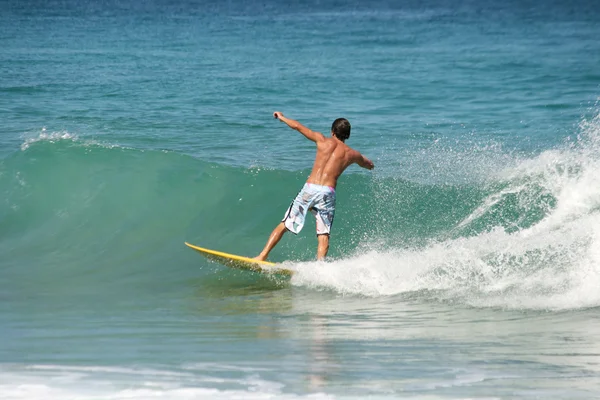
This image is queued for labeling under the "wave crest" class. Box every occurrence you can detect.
[292,112,600,310]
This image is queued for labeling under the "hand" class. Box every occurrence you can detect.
[273,111,284,120]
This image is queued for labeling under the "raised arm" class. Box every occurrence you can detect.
[273,111,325,143]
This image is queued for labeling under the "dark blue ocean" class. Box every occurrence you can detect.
[2,0,600,398]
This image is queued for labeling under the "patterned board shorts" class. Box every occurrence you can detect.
[282,183,336,235]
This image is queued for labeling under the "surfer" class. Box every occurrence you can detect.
[255,112,374,261]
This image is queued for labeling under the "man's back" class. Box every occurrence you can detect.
[307,137,367,188]
[270,111,374,187]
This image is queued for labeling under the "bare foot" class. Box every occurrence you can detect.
[252,255,267,262]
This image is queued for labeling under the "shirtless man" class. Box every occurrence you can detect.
[255,112,374,261]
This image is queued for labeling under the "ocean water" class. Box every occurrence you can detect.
[2,0,600,398]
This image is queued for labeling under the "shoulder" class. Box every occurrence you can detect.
[316,135,333,146]
[314,132,327,142]
[342,142,356,153]
[347,146,363,160]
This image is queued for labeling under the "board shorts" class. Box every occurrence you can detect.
[282,183,336,235]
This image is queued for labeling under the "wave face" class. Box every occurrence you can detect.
[2,114,600,310]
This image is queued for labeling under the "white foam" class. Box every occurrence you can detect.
[0,383,334,400]
[19,128,128,151]
[20,128,79,150]
[292,112,600,311]
[1,364,403,400]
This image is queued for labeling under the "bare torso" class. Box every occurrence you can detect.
[254,113,374,261]
[306,137,360,188]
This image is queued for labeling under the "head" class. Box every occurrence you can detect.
[331,118,351,142]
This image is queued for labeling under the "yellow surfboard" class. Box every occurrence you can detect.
[184,242,294,276]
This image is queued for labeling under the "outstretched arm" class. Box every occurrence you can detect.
[273,111,325,143]
[354,151,374,170]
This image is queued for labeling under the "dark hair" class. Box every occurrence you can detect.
[331,118,351,141]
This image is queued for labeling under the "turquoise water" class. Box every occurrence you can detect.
[2,0,600,398]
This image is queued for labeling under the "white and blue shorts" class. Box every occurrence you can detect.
[282,183,336,235]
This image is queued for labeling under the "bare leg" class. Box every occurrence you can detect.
[255,222,288,261]
[317,234,329,260]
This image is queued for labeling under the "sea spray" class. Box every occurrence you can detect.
[292,113,600,310]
